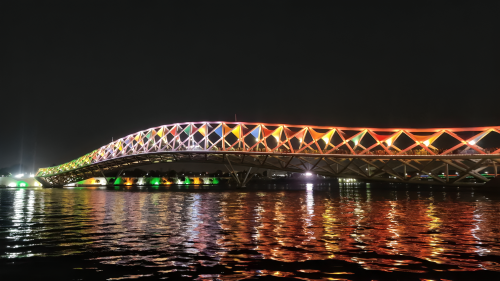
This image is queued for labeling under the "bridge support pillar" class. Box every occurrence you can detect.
[35,177,53,188]
[495,162,497,177]
[224,157,254,187]
[446,163,449,183]
[97,165,108,185]
[241,167,253,187]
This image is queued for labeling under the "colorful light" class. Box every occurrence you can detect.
[34,121,500,186]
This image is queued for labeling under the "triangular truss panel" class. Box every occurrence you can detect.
[477,130,500,153]
[393,132,419,152]
[431,131,463,151]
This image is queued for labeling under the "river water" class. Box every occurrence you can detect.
[1,184,500,280]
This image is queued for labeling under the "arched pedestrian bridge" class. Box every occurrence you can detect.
[35,122,500,187]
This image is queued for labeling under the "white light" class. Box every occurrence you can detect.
[29,173,35,178]
[469,140,476,145]
[19,183,26,187]
[423,140,430,146]
[8,183,16,187]
[305,172,312,176]
[14,174,24,178]
[306,183,313,191]
[386,138,392,146]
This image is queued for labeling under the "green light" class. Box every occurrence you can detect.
[17,181,28,187]
[184,177,191,184]
[150,177,161,185]
[114,177,125,185]
[212,177,219,184]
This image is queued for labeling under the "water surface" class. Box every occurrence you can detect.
[1,184,500,280]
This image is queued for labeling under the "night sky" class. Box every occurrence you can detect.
[2,1,500,173]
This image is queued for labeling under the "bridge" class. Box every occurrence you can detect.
[35,122,500,187]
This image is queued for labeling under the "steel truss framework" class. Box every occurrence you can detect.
[36,122,500,186]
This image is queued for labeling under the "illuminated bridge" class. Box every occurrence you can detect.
[35,122,500,187]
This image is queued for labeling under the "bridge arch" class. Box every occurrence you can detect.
[35,121,500,186]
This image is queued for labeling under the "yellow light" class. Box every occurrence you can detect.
[423,140,430,146]
[386,138,392,146]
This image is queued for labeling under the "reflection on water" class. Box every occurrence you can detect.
[1,184,500,280]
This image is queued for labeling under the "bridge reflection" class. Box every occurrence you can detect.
[6,186,500,277]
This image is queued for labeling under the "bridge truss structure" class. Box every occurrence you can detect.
[36,122,500,187]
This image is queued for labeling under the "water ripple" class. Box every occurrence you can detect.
[1,185,500,280]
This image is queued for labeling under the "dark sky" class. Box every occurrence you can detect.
[2,1,500,172]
